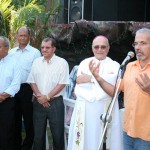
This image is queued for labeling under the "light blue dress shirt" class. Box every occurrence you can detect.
[9,44,41,83]
[65,65,78,98]
[0,54,21,96]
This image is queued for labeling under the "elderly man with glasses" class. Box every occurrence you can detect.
[68,36,123,150]
[121,28,150,150]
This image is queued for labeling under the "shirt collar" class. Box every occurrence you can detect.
[93,56,107,63]
[133,60,150,68]
[133,60,139,66]
[0,58,4,63]
[16,43,30,52]
[0,54,9,63]
[134,60,150,65]
[42,54,56,63]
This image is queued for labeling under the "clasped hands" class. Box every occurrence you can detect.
[35,94,50,108]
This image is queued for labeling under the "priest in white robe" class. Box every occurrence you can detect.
[67,36,123,150]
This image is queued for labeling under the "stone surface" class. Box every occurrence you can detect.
[49,20,150,70]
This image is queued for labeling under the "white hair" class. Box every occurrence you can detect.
[136,28,150,35]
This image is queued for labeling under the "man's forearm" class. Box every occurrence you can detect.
[47,84,66,100]
[30,83,41,97]
[76,74,92,84]
[97,76,115,97]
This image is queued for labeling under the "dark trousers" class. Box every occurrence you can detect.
[0,97,15,150]
[33,96,64,150]
[14,84,34,150]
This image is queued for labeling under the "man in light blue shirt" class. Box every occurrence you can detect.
[0,36,21,150]
[9,26,41,150]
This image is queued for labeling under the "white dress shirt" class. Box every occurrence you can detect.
[27,54,70,96]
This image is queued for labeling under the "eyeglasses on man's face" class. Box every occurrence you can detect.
[93,45,108,50]
[132,41,150,47]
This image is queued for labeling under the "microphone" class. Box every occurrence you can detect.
[120,51,134,68]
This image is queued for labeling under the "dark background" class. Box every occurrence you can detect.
[63,0,150,23]
[55,0,150,69]
[60,0,150,108]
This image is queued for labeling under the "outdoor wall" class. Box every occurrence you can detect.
[49,21,150,70]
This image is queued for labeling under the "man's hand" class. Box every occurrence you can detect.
[0,94,5,103]
[0,92,10,102]
[135,73,150,95]
[76,72,92,84]
[42,102,50,108]
[37,94,50,107]
[89,59,101,81]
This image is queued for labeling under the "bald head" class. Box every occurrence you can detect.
[92,36,109,46]
[17,26,30,49]
[17,26,30,36]
[92,35,110,60]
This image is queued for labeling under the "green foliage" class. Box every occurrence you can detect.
[31,0,63,48]
[12,0,45,9]
[0,0,14,36]
[10,0,43,35]
[0,11,5,35]
[11,0,63,48]
[0,0,63,48]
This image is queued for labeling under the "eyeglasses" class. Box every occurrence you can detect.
[132,41,150,47]
[93,45,108,50]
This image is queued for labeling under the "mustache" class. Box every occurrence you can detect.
[135,50,144,55]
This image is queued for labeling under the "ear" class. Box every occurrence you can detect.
[53,47,56,52]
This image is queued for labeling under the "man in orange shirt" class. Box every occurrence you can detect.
[89,28,150,150]
[120,28,150,149]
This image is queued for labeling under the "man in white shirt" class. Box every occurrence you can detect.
[27,37,69,150]
[0,36,21,150]
[68,36,122,150]
[9,26,41,150]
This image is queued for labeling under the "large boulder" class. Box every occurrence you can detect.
[49,20,150,69]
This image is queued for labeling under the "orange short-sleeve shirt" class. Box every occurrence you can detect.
[120,60,150,141]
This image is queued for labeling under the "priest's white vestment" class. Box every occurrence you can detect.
[67,57,123,150]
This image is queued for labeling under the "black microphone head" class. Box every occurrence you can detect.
[128,51,134,58]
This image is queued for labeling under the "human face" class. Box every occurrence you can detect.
[133,33,150,66]
[0,39,9,59]
[17,28,30,48]
[92,37,110,60]
[41,41,56,60]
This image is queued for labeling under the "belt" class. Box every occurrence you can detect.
[50,95,62,100]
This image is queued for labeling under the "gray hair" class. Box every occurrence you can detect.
[136,28,150,35]
[0,36,10,48]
